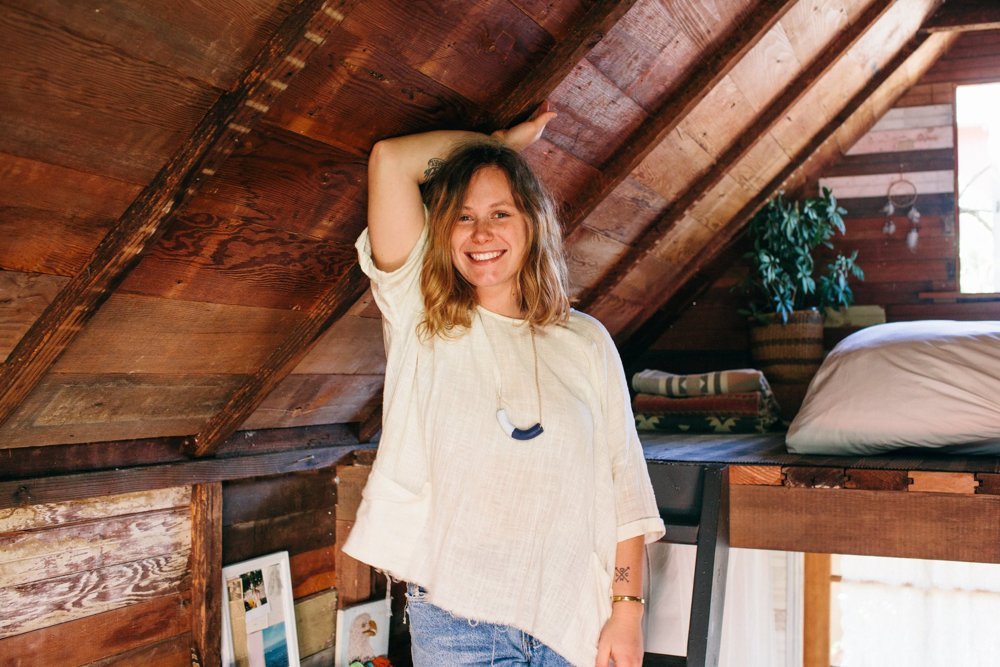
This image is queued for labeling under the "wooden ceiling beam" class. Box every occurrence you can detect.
[0,0,353,428]
[620,33,933,345]
[480,0,641,128]
[923,0,1000,32]
[578,0,896,311]
[564,0,798,234]
[183,0,645,458]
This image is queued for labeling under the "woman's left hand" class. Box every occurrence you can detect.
[595,603,644,667]
[491,100,557,152]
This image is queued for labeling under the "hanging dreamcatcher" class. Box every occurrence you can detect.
[882,177,921,252]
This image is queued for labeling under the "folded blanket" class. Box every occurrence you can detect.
[632,368,770,397]
[633,388,781,434]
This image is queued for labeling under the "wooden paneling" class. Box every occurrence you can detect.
[49,294,303,375]
[119,212,359,310]
[0,591,191,667]
[0,5,219,184]
[0,373,244,449]
[291,546,339,599]
[223,471,336,527]
[5,0,297,90]
[242,372,384,430]
[340,0,555,107]
[184,123,368,244]
[0,486,192,640]
[0,272,66,364]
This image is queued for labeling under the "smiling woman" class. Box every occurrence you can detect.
[341,107,665,667]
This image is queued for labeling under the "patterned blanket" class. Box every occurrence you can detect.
[632,370,781,434]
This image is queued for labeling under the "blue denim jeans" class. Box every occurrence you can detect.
[406,584,574,666]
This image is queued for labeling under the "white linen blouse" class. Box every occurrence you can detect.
[343,227,665,666]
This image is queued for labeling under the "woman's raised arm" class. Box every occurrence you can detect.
[366,103,557,272]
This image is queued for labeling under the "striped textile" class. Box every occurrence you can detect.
[631,368,770,397]
[633,391,780,434]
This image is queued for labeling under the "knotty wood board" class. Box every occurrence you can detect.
[0,373,244,449]
[0,272,67,363]
[0,5,219,184]
[0,591,191,667]
[47,294,303,375]
[242,373,384,430]
[731,485,1000,562]
[520,138,602,215]
[564,225,631,296]
[584,0,689,112]
[224,508,336,563]
[223,469,336,526]
[118,213,359,311]
[546,57,649,166]
[728,22,800,113]
[268,22,475,155]
[183,122,368,244]
[82,632,194,667]
[292,315,386,376]
[582,176,669,245]
[0,507,190,587]
[0,551,190,638]
[0,486,190,533]
[294,588,338,657]
[631,125,714,205]
[291,545,338,599]
[340,0,554,107]
[6,0,295,90]
[190,483,221,667]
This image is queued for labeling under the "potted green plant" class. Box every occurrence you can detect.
[739,188,864,412]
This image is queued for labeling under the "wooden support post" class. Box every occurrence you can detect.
[334,456,374,608]
[803,553,831,667]
[191,483,223,667]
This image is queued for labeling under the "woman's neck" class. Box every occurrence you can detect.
[476,287,523,319]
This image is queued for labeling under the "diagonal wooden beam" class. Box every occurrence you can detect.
[184,264,368,457]
[184,1,643,458]
[479,0,641,128]
[577,0,897,311]
[923,0,1000,32]
[619,32,934,345]
[0,0,353,427]
[563,0,798,235]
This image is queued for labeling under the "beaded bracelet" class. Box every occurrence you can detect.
[610,595,645,605]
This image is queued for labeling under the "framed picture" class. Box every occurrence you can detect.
[222,551,300,667]
[334,597,392,667]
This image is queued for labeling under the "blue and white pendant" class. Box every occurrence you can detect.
[496,409,543,441]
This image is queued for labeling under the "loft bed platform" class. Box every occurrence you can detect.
[641,432,1000,564]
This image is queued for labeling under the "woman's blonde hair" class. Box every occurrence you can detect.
[419,140,570,338]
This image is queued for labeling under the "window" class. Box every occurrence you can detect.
[956,82,1000,293]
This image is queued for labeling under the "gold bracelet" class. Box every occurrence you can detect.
[610,595,645,605]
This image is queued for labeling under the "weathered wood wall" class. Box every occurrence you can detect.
[644,29,1000,384]
[0,487,198,665]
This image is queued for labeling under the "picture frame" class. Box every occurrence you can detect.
[334,597,392,667]
[222,551,301,667]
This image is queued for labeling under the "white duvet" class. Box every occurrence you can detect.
[786,320,1000,455]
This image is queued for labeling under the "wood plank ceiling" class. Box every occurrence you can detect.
[0,0,984,454]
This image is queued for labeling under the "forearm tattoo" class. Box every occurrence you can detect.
[614,566,630,583]
[424,157,444,180]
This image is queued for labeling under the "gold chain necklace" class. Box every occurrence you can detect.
[476,310,544,441]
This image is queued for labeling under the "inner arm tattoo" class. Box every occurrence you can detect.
[614,566,630,583]
[424,157,444,180]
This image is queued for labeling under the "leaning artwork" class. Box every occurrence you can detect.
[222,551,301,667]
[334,597,392,667]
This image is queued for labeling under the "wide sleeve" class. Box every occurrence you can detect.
[355,223,427,335]
[595,322,666,544]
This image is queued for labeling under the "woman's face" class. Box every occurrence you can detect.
[450,166,530,316]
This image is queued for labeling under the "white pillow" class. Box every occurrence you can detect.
[786,320,1000,455]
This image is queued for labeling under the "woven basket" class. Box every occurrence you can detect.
[749,310,824,383]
